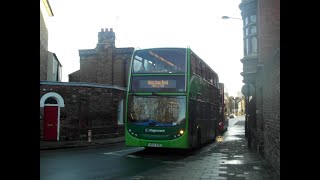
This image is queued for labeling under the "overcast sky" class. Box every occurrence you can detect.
[46,0,243,97]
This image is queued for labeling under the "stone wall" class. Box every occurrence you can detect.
[40,82,126,141]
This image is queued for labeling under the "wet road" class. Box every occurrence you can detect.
[40,139,208,180]
[40,116,246,180]
[41,143,159,180]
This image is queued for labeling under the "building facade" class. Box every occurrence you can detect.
[239,0,280,176]
[40,0,62,82]
[40,28,134,141]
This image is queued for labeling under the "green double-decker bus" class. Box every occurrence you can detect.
[125,47,222,149]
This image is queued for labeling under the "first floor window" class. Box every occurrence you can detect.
[252,37,257,53]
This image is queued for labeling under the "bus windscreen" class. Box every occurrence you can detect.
[128,96,186,126]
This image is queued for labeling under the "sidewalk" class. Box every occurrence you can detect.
[209,119,280,180]
[40,136,125,150]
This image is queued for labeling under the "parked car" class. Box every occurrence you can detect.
[218,112,229,134]
[218,117,229,133]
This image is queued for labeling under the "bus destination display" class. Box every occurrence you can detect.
[139,80,176,88]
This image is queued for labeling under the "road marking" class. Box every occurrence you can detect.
[103,147,144,155]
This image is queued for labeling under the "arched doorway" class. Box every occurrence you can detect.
[40,92,65,141]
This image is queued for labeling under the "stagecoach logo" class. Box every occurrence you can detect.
[145,128,165,133]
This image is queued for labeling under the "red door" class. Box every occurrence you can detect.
[43,106,58,141]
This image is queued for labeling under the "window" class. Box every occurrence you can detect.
[209,72,213,85]
[245,27,249,36]
[128,96,186,125]
[200,63,205,79]
[245,38,249,55]
[53,60,57,81]
[117,99,124,125]
[132,48,186,74]
[207,103,211,120]
[196,60,201,76]
[244,17,249,25]
[202,103,206,120]
[250,15,256,23]
[252,37,257,53]
[44,97,57,104]
[197,101,201,119]
[244,39,247,55]
[189,99,196,121]
[250,25,256,34]
[132,56,143,72]
[191,55,196,74]
[210,104,214,119]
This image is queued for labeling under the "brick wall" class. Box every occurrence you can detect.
[258,0,280,176]
[262,59,280,176]
[72,47,133,86]
[69,29,134,87]
[114,48,134,87]
[40,82,126,141]
[113,56,125,87]
[80,57,99,83]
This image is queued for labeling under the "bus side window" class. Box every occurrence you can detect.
[139,65,145,72]
[196,101,201,120]
[191,55,196,74]
[189,99,196,120]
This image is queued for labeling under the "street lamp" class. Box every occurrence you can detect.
[221,16,242,20]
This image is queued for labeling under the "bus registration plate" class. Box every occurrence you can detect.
[147,143,162,147]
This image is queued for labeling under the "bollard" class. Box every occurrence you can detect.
[88,130,92,143]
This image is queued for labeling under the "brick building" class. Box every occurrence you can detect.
[69,28,134,87]
[40,28,134,141]
[239,0,280,176]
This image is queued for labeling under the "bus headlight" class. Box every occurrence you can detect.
[179,130,184,135]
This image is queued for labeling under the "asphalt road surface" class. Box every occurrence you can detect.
[40,116,244,180]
